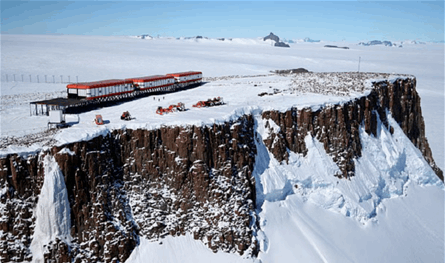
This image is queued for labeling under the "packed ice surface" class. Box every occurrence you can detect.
[1,35,443,262]
[29,154,72,262]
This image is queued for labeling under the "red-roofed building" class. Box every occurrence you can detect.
[67,79,134,100]
[126,75,175,91]
[166,71,202,86]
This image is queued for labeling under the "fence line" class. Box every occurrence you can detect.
[1,74,80,84]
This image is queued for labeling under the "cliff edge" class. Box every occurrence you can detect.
[0,73,442,262]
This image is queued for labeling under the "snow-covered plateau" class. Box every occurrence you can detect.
[0,34,443,262]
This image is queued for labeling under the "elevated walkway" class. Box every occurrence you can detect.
[30,98,92,116]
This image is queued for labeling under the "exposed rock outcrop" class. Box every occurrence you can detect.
[274,68,310,74]
[0,154,43,262]
[274,42,290,48]
[358,40,395,47]
[264,32,290,48]
[263,32,280,43]
[262,77,443,180]
[324,45,349,49]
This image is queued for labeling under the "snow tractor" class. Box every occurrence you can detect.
[192,97,224,108]
[176,102,186,111]
[121,111,132,121]
[156,102,186,115]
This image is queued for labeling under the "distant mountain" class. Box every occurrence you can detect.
[358,39,434,47]
[136,34,153,40]
[263,32,290,48]
[304,37,320,43]
[263,32,280,42]
[405,40,426,45]
[285,38,324,44]
[175,36,213,41]
[358,40,396,47]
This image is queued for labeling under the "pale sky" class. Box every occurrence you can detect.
[1,1,444,42]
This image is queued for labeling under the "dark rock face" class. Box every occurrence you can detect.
[261,78,443,180]
[274,42,290,48]
[262,103,363,178]
[264,33,290,47]
[51,136,140,262]
[114,115,257,255]
[274,68,310,74]
[324,45,349,49]
[359,40,394,47]
[263,32,280,42]
[0,115,257,262]
[0,154,45,262]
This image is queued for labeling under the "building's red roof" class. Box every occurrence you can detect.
[127,75,175,83]
[67,79,133,89]
[166,71,202,77]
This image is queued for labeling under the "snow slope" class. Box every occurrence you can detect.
[257,183,444,263]
[126,234,254,263]
[254,112,443,262]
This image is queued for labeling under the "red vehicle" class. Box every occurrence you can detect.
[94,115,104,125]
[156,102,186,115]
[121,111,132,121]
[193,97,224,108]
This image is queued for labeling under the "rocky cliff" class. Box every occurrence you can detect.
[0,76,442,262]
[1,116,258,262]
[262,77,442,180]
